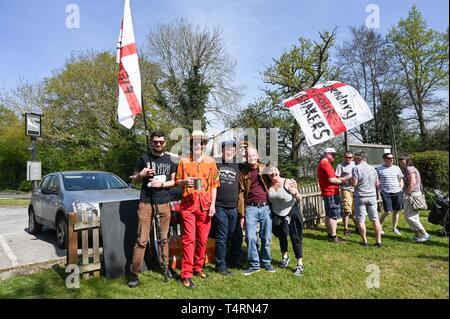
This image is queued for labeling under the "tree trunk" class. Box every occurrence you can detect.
[417,104,427,149]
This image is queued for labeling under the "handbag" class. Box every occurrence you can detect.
[409,192,428,210]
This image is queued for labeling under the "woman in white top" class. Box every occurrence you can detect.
[267,167,304,276]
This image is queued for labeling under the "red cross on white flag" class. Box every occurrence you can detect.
[117,0,142,129]
[283,81,374,146]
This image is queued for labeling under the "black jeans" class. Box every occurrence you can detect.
[274,205,304,259]
[214,206,243,270]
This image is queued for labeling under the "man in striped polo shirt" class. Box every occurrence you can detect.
[376,153,404,235]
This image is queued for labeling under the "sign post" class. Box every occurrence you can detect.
[24,113,42,191]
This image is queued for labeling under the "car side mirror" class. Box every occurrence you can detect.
[43,188,58,195]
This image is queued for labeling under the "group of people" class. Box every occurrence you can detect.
[320,147,431,248]
[126,130,431,290]
[127,130,305,289]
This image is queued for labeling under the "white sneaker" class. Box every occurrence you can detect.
[417,234,432,242]
[380,229,385,235]
[393,228,401,235]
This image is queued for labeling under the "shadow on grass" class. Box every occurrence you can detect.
[416,254,449,262]
[51,264,67,281]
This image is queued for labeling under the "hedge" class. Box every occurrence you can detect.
[411,150,449,193]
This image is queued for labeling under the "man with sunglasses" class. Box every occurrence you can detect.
[376,153,404,235]
[335,151,357,236]
[128,131,177,288]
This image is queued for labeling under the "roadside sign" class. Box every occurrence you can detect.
[27,161,41,181]
[25,113,42,137]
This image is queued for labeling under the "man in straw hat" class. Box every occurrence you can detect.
[175,130,220,289]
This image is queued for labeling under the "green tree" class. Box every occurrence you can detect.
[336,26,404,144]
[37,51,168,180]
[0,106,29,189]
[387,5,449,149]
[229,30,339,178]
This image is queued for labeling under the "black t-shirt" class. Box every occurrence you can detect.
[135,153,177,204]
[215,158,244,208]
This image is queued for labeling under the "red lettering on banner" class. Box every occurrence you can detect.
[310,92,346,135]
[118,64,141,114]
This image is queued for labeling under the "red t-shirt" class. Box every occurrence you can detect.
[317,158,339,196]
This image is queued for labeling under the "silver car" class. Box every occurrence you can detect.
[28,171,140,248]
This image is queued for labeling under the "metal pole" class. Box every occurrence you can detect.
[391,123,399,166]
[142,98,168,281]
[141,96,151,156]
[344,131,349,152]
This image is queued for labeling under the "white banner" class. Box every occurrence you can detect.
[283,81,373,146]
[117,0,142,129]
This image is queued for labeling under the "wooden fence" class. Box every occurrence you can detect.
[67,211,101,279]
[297,183,325,227]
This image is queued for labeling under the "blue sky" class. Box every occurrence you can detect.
[0,0,448,120]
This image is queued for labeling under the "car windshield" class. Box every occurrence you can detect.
[62,172,128,191]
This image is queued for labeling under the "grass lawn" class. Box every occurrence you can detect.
[0,199,30,206]
[0,212,447,299]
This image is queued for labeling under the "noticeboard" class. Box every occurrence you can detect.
[349,143,392,167]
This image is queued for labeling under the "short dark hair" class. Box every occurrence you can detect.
[383,152,393,159]
[150,131,165,141]
[354,150,367,159]
[399,155,413,166]
[344,151,353,157]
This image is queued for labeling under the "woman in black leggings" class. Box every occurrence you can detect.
[267,166,304,276]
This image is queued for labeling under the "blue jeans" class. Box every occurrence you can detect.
[214,207,243,270]
[245,205,272,269]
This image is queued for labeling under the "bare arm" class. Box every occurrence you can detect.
[406,171,416,194]
[350,177,358,187]
[328,177,344,185]
[132,167,154,183]
[149,172,176,188]
[286,179,302,201]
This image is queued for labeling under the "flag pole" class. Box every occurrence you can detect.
[141,95,151,156]
[141,94,169,282]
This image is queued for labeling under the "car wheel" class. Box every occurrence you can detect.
[28,208,43,234]
[56,215,68,249]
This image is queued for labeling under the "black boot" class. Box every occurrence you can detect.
[128,273,140,288]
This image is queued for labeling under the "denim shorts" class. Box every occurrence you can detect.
[322,195,342,220]
[380,190,404,212]
[354,196,379,222]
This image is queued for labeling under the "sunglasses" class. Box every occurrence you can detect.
[152,140,165,145]
[385,157,394,160]
[345,157,353,159]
